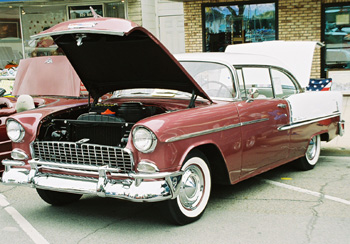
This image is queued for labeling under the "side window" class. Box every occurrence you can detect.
[271,69,298,98]
[242,67,273,99]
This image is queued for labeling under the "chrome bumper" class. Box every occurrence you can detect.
[2,158,183,202]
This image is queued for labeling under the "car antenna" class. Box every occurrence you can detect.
[89,6,102,19]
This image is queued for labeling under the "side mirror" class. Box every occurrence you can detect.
[0,88,6,97]
[247,88,259,99]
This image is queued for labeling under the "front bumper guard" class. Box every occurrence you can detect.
[2,158,183,202]
[338,120,345,137]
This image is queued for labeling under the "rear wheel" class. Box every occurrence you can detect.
[36,189,82,206]
[167,151,211,225]
[296,135,321,170]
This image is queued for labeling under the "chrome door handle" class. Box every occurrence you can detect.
[277,103,287,108]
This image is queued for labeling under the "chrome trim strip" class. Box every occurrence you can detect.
[241,118,269,126]
[165,118,269,143]
[29,159,122,173]
[2,159,25,167]
[32,30,125,39]
[278,113,341,131]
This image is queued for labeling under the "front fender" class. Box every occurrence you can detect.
[129,102,242,173]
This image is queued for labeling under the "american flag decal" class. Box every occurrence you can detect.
[306,78,332,91]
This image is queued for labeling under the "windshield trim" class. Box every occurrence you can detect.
[178,60,239,101]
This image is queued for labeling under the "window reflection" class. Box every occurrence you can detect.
[324,5,350,71]
[204,2,276,52]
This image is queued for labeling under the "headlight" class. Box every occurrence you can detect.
[132,126,157,153]
[6,119,25,142]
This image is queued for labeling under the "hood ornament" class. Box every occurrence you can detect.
[44,58,53,64]
[90,6,102,19]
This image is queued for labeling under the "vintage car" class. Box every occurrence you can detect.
[1,17,345,225]
[0,55,88,175]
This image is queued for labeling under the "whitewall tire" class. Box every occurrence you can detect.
[167,150,211,225]
[296,134,321,170]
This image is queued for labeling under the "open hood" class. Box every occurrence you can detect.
[33,18,211,102]
[225,41,323,88]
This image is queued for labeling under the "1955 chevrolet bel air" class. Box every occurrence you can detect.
[1,17,345,225]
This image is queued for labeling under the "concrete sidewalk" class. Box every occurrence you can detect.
[321,95,350,156]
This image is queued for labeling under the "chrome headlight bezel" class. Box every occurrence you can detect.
[11,148,29,160]
[132,126,157,153]
[6,119,25,143]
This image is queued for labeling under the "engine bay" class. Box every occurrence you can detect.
[39,102,167,147]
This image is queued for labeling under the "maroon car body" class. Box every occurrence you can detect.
[1,17,345,225]
[0,56,88,174]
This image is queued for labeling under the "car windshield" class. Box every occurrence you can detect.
[113,61,236,100]
[180,61,236,99]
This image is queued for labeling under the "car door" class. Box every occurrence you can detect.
[235,66,292,178]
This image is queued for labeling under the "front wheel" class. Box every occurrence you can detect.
[167,151,211,225]
[296,135,321,171]
[36,189,82,206]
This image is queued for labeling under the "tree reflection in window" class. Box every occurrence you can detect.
[203,2,277,52]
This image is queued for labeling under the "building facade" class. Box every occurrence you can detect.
[183,0,350,92]
[0,0,185,69]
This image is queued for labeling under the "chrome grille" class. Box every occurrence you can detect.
[32,141,133,173]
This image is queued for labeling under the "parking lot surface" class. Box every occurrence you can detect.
[1,155,349,244]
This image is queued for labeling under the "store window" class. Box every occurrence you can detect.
[21,5,67,58]
[203,1,277,52]
[21,2,126,59]
[323,4,350,73]
[0,6,22,69]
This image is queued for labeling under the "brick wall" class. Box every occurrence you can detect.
[183,0,350,78]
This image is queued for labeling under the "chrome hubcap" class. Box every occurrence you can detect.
[306,136,317,160]
[179,165,204,210]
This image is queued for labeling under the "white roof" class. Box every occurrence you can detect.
[175,52,288,68]
[176,41,320,88]
[225,41,321,88]
[175,52,298,84]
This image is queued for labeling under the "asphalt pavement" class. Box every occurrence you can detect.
[1,155,349,244]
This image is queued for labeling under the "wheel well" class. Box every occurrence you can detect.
[191,144,231,185]
[320,132,329,142]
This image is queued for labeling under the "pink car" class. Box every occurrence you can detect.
[2,18,345,225]
[0,56,88,175]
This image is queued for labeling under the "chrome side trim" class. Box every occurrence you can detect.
[241,118,269,126]
[278,113,341,131]
[165,118,269,143]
